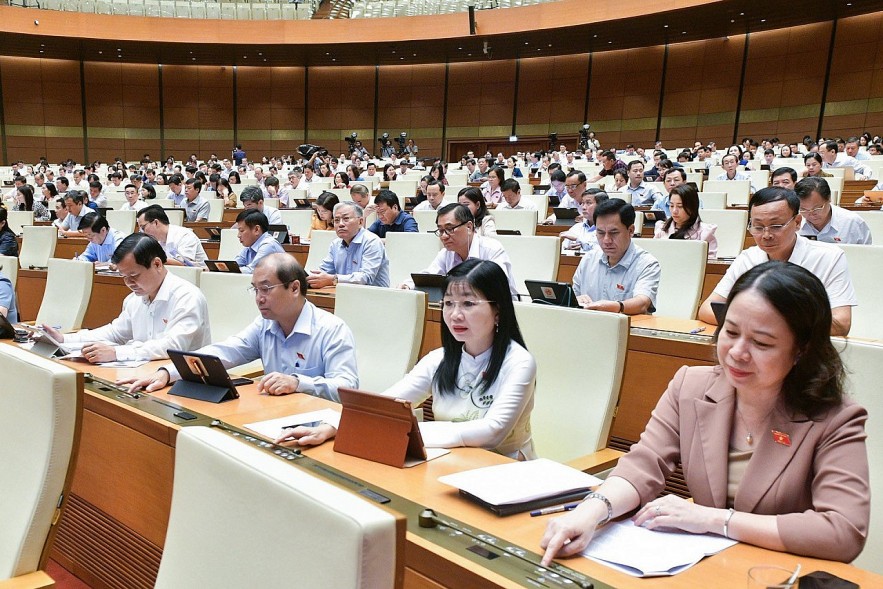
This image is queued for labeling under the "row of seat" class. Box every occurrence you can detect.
[32,0,317,19]
[349,0,552,18]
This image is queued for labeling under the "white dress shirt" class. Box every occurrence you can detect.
[497,198,538,211]
[405,235,518,298]
[64,272,211,361]
[798,205,872,244]
[163,224,209,268]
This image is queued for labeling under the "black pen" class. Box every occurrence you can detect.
[530,502,581,517]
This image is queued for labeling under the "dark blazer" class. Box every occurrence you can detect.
[611,365,869,562]
[0,229,18,257]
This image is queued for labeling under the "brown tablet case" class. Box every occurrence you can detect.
[334,388,427,468]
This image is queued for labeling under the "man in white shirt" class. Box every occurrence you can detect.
[715,153,758,192]
[412,180,446,211]
[167,174,186,207]
[70,169,90,191]
[119,184,147,212]
[497,178,538,210]
[59,191,89,237]
[137,205,208,268]
[41,233,211,363]
[698,187,856,336]
[402,203,518,298]
[123,253,358,402]
[795,177,871,244]
[844,136,870,161]
[240,185,283,225]
[87,180,108,208]
[819,140,871,179]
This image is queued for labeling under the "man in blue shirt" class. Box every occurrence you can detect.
[368,190,418,238]
[234,209,285,274]
[76,213,127,263]
[123,253,358,402]
[0,270,18,324]
[308,202,391,288]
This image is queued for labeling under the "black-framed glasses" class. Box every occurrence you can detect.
[434,222,467,237]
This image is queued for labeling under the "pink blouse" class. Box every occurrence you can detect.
[653,220,718,259]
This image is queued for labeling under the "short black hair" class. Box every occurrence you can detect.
[593,197,635,226]
[184,178,203,191]
[235,208,269,232]
[78,212,110,232]
[549,169,566,183]
[64,190,86,204]
[374,189,401,209]
[794,176,831,202]
[426,179,446,193]
[239,185,264,204]
[436,203,474,225]
[111,232,167,266]
[772,167,797,182]
[500,178,520,193]
[749,186,800,216]
[137,204,170,225]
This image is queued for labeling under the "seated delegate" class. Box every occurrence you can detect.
[653,184,718,259]
[277,259,537,459]
[541,261,869,565]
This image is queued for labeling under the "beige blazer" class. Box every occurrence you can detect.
[611,365,869,562]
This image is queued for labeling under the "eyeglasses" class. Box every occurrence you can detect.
[434,222,467,237]
[137,220,154,231]
[247,283,288,296]
[747,215,798,236]
[564,183,583,191]
[441,299,493,312]
[798,204,827,216]
[333,216,356,225]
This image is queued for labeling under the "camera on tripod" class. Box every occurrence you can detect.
[344,132,358,154]
[578,124,592,151]
[396,132,407,150]
[378,132,392,147]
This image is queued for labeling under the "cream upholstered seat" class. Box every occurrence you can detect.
[411,209,439,234]
[165,265,202,287]
[698,191,727,209]
[836,244,883,340]
[0,254,18,289]
[36,259,93,332]
[838,339,883,574]
[702,180,751,207]
[388,179,418,198]
[385,232,442,287]
[155,427,402,589]
[854,210,883,243]
[494,235,559,298]
[513,303,628,463]
[264,197,280,209]
[335,284,426,392]
[491,209,537,236]
[637,239,707,319]
[199,272,258,343]
[6,210,34,235]
[18,226,57,270]
[696,208,748,259]
[304,230,336,271]
[0,345,82,587]
[218,228,243,260]
[105,209,136,234]
[206,198,225,222]
[278,208,314,240]
[164,208,185,226]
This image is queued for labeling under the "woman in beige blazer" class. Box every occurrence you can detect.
[541,260,869,564]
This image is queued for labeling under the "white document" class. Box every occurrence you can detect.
[96,360,150,368]
[582,519,737,577]
[438,458,602,506]
[245,409,343,440]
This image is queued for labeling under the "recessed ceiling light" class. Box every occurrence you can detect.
[663,24,669,28]
[760,18,766,22]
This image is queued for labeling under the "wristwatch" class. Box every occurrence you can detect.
[617,301,624,313]
[333,275,338,286]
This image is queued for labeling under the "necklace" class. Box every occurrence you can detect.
[735,405,756,446]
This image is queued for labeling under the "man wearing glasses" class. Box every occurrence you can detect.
[307,201,391,288]
[123,253,358,402]
[795,177,871,245]
[401,203,518,298]
[698,186,856,336]
[136,205,208,268]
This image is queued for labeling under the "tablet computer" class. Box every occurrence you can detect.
[334,387,427,468]
[552,207,579,220]
[167,349,241,403]
[204,226,223,241]
[205,260,242,273]
[267,224,289,245]
[710,301,727,325]
[642,210,667,224]
[411,272,446,303]
[18,324,72,357]
[524,280,580,308]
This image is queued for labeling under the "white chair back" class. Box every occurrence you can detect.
[264,197,280,209]
[36,258,94,332]
[165,208,185,226]
[698,192,727,210]
[200,272,259,342]
[411,209,439,234]
[388,179,418,198]
[335,284,426,392]
[218,229,243,260]
[491,209,538,236]
[514,303,629,462]
[839,340,883,574]
[6,210,33,235]
[836,244,883,340]
[0,255,18,289]
[278,209,314,240]
[385,232,442,287]
[207,198,225,222]
[105,209,136,234]
[19,226,57,269]
[495,235,560,298]
[637,239,708,319]
[0,345,81,582]
[854,211,883,243]
[165,265,202,287]
[304,230,337,272]
[155,427,402,589]
[697,209,748,259]
[702,180,751,206]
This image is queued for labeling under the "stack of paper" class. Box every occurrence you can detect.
[438,458,602,515]
[582,519,737,577]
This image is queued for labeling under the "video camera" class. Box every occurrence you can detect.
[344,132,358,154]
[378,132,392,147]
[298,144,328,159]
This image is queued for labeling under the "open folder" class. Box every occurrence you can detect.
[438,458,602,516]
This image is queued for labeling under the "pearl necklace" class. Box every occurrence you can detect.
[735,405,755,446]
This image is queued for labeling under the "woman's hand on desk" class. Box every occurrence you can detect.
[540,502,606,566]
[257,372,299,396]
[274,423,337,447]
[633,495,727,536]
[119,369,170,393]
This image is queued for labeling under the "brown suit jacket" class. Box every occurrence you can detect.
[611,365,869,562]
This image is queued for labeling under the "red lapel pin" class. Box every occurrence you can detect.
[772,430,791,446]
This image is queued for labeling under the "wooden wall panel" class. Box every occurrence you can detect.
[377,64,446,158]
[588,47,663,148]
[161,64,233,159]
[822,11,883,137]
[447,60,516,140]
[739,22,830,143]
[307,65,374,156]
[237,66,305,157]
[515,54,589,146]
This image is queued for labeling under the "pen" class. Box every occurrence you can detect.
[530,502,582,517]
[689,327,706,335]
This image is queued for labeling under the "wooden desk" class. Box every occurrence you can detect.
[41,355,881,589]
